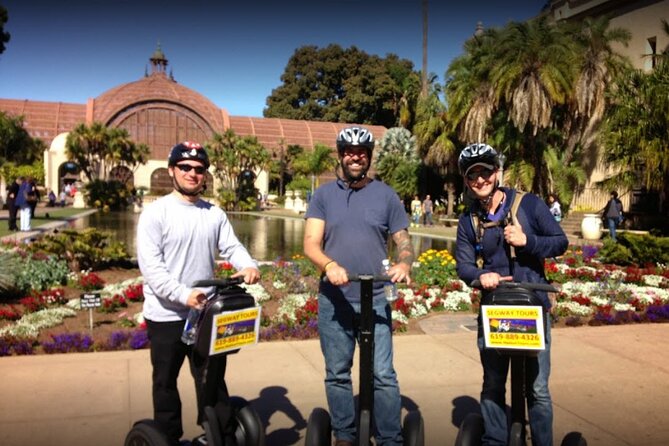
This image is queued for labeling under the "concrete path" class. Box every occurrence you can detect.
[0,321,667,446]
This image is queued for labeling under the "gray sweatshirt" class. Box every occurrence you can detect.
[137,193,258,322]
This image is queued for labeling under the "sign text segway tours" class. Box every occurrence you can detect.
[481,304,545,350]
[208,306,262,355]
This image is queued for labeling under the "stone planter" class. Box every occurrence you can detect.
[581,213,602,240]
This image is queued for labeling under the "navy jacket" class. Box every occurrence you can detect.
[455,188,568,309]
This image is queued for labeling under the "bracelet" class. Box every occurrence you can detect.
[323,260,336,271]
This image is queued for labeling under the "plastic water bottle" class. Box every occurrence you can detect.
[181,308,201,345]
[382,259,398,302]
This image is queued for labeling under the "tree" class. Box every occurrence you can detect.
[564,16,631,165]
[264,44,418,127]
[601,59,669,215]
[413,92,458,216]
[374,127,420,202]
[65,122,148,182]
[0,112,44,167]
[0,5,10,55]
[292,143,337,195]
[206,130,271,207]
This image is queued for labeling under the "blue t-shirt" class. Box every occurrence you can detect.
[305,179,408,303]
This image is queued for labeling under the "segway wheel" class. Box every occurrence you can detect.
[124,419,172,446]
[508,422,525,446]
[230,396,266,446]
[203,406,224,446]
[454,413,483,446]
[561,432,587,446]
[402,410,425,446]
[305,407,332,446]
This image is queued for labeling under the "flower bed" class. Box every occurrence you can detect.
[1,246,669,356]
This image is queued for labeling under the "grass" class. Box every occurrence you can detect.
[0,207,92,239]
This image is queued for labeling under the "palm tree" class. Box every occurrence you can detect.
[292,143,337,195]
[413,92,459,215]
[564,16,631,165]
[601,59,669,214]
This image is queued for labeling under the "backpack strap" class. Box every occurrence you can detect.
[470,190,526,270]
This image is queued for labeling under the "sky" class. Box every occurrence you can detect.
[0,0,547,118]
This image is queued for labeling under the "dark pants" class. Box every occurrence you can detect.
[146,319,234,444]
[7,199,18,230]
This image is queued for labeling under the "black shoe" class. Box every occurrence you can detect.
[191,433,207,445]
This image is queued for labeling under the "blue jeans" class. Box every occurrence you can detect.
[607,217,618,241]
[318,293,403,445]
[477,319,552,446]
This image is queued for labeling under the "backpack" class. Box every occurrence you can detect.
[470,190,526,269]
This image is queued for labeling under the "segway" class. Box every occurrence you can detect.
[305,274,425,446]
[125,277,265,446]
[454,280,586,446]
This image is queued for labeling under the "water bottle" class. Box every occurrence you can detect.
[382,259,398,302]
[181,308,201,345]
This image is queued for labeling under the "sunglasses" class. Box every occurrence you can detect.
[175,164,207,175]
[466,168,495,181]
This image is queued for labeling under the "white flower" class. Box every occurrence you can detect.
[0,307,77,339]
[240,282,271,303]
[555,301,593,316]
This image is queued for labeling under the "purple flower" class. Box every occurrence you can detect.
[129,330,149,349]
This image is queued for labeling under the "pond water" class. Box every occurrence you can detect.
[69,211,455,261]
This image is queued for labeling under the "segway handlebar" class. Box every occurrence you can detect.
[322,274,392,283]
[191,277,244,288]
[470,279,558,293]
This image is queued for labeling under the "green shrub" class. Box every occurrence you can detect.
[0,251,22,297]
[15,255,70,293]
[85,179,132,211]
[26,228,129,272]
[598,233,669,266]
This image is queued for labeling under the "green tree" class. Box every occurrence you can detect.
[292,143,337,194]
[0,112,44,167]
[0,5,10,55]
[373,127,420,202]
[413,92,458,216]
[264,44,418,127]
[206,130,271,207]
[601,59,669,215]
[65,122,148,182]
[564,16,631,165]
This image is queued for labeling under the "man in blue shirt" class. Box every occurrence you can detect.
[455,143,568,446]
[303,126,414,446]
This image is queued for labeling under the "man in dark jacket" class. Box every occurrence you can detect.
[455,143,568,446]
[6,177,22,231]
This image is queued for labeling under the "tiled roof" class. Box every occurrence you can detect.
[0,99,85,145]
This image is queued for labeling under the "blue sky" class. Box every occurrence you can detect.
[0,0,546,118]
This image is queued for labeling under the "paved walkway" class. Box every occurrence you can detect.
[0,321,667,446]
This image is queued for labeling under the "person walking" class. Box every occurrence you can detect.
[303,126,415,446]
[454,143,568,446]
[547,193,562,222]
[27,178,40,218]
[136,141,261,446]
[6,176,22,231]
[15,177,32,231]
[410,195,422,227]
[603,191,624,242]
[422,194,433,226]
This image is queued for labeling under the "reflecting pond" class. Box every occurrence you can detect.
[69,211,455,261]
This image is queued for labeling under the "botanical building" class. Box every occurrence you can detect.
[0,46,386,197]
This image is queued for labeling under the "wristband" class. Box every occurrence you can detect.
[324,260,336,271]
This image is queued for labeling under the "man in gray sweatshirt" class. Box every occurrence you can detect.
[137,141,260,446]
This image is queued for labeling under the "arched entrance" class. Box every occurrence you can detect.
[58,161,80,193]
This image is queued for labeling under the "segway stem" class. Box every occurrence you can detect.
[358,276,375,446]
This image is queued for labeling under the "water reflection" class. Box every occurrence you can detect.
[69,211,454,261]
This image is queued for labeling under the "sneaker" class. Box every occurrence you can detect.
[191,433,207,445]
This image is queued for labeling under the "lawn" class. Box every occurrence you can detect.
[0,207,92,238]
